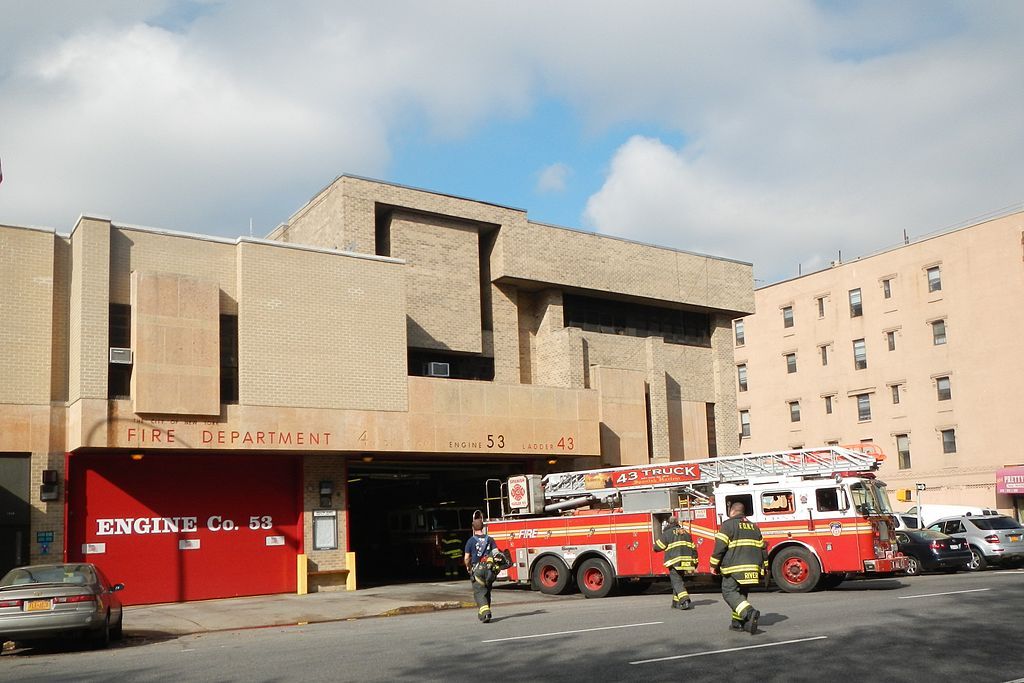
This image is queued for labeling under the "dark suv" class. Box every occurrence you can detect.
[928,515,1024,570]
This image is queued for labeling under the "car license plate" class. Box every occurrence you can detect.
[1010,535,1021,543]
[949,544,959,549]
[25,599,52,612]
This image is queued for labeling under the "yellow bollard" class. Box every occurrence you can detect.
[296,553,308,595]
[345,551,357,590]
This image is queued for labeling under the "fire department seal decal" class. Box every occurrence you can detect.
[829,522,842,536]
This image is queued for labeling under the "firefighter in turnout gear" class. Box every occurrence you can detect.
[710,501,768,634]
[654,515,697,610]
[465,519,509,623]
[441,531,463,578]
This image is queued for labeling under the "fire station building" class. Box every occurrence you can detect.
[0,176,753,604]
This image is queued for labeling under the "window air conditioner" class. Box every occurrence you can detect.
[109,348,133,364]
[426,362,450,378]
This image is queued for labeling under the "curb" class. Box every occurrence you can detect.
[379,601,473,617]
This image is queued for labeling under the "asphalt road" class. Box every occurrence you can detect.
[4,570,1024,683]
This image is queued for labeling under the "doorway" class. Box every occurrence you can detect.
[0,454,31,576]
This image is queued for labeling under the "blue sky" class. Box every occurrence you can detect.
[389,98,685,230]
[1,1,1022,285]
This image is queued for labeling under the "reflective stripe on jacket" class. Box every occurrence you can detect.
[441,537,463,559]
[654,524,698,571]
[710,516,768,585]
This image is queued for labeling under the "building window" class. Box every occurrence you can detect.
[886,330,896,351]
[927,266,942,293]
[563,293,711,346]
[220,314,239,404]
[737,364,748,392]
[941,428,957,453]
[786,353,797,374]
[931,319,947,345]
[740,410,751,438]
[853,338,867,370]
[820,344,829,366]
[409,351,495,381]
[849,288,862,317]
[789,401,801,422]
[897,434,911,470]
[735,320,745,346]
[891,384,901,405]
[882,278,892,299]
[816,297,825,318]
[706,403,718,458]
[108,304,132,400]
[856,393,872,421]
[782,306,794,328]
[824,395,834,414]
[936,376,952,401]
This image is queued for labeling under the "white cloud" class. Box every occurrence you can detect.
[536,163,570,193]
[0,1,1021,285]
[0,2,537,233]
[578,4,1024,283]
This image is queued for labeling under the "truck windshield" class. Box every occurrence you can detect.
[849,481,893,515]
[870,482,895,513]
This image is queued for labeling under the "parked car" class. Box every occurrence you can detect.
[927,515,1024,571]
[895,528,971,575]
[0,563,124,648]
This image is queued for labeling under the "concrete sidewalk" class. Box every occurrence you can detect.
[123,581,549,637]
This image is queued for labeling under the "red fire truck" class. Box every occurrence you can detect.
[484,445,908,597]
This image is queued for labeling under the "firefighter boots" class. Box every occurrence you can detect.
[679,598,693,610]
[747,609,760,635]
[729,620,744,631]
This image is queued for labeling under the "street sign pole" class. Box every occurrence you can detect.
[915,483,926,527]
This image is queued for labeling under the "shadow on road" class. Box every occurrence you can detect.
[491,609,548,622]
[1,631,178,658]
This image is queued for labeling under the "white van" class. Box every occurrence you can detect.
[903,504,999,528]
[892,513,921,530]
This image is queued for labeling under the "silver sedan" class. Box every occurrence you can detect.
[0,563,124,648]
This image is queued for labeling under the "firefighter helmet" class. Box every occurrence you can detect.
[489,547,511,570]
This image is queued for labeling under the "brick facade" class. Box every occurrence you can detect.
[737,210,1024,516]
[0,175,753,590]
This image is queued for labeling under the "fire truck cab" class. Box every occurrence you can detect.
[485,446,908,597]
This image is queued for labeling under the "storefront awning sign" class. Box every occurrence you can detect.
[996,466,1024,495]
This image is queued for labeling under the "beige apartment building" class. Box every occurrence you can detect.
[735,209,1024,521]
[0,175,753,604]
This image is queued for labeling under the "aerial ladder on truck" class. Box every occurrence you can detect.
[486,445,906,596]
[493,444,887,518]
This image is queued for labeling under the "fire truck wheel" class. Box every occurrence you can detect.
[771,547,821,593]
[531,556,572,595]
[576,557,616,599]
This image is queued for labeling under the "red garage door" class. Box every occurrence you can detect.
[67,453,301,605]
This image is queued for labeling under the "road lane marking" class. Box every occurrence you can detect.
[898,588,991,600]
[630,636,828,664]
[482,621,663,643]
